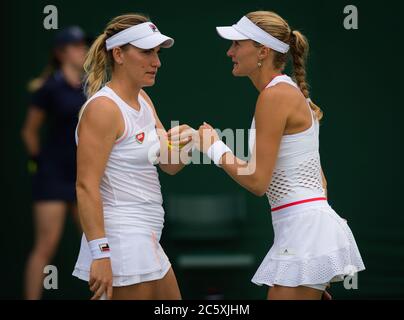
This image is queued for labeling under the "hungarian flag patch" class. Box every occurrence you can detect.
[135,132,145,144]
[99,243,110,252]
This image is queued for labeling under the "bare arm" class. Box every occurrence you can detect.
[199,86,297,196]
[21,106,45,157]
[140,89,188,175]
[76,97,122,241]
[76,97,123,300]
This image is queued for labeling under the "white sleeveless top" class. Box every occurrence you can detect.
[248,75,325,208]
[76,85,164,231]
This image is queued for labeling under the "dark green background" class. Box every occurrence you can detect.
[1,0,402,299]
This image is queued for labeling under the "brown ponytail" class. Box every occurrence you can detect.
[289,30,323,120]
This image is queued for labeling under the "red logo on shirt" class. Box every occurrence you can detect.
[136,132,145,144]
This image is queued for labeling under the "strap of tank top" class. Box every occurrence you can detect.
[77,92,105,123]
[75,88,130,144]
[97,87,131,144]
[138,93,157,126]
[306,98,316,124]
[265,74,298,89]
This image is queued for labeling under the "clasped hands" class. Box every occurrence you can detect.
[166,122,219,154]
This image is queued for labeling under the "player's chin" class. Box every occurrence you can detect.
[231,68,244,77]
[143,78,156,87]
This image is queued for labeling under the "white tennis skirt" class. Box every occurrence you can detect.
[251,200,365,287]
[72,224,171,287]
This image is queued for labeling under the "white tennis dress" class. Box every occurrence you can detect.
[249,75,365,288]
[72,85,171,287]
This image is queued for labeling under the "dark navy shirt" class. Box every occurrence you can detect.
[31,70,86,157]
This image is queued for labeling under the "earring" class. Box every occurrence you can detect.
[258,61,262,68]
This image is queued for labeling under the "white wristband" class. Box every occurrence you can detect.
[88,238,111,260]
[206,140,232,167]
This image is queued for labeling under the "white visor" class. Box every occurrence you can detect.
[216,16,289,54]
[105,22,174,50]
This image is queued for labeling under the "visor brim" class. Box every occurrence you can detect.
[216,26,249,40]
[130,33,174,49]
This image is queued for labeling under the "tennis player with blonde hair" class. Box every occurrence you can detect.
[188,11,365,300]
[72,13,194,300]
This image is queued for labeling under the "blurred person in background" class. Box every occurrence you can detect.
[21,26,88,300]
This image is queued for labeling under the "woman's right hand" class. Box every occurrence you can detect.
[197,122,219,153]
[89,258,113,300]
[167,124,197,149]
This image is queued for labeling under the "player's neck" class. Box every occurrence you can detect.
[250,69,283,92]
[108,76,141,111]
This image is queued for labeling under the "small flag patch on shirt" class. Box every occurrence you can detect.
[136,132,145,144]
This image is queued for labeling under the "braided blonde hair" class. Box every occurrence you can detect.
[247,11,323,120]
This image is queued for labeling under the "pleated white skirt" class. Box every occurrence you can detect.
[252,200,365,287]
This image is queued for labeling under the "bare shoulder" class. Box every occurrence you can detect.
[79,96,122,133]
[254,83,304,133]
[82,96,120,120]
[258,83,301,110]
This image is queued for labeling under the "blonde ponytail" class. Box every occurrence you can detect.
[83,32,109,98]
[78,13,149,119]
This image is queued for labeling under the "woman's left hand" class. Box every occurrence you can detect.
[197,122,219,153]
